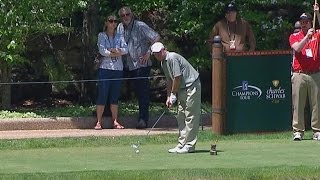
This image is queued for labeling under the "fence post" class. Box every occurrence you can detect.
[211,35,226,134]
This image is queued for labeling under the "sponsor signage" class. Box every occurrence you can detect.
[230,80,286,103]
[226,54,292,133]
[266,80,286,103]
[231,81,262,100]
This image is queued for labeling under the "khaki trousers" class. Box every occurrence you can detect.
[176,78,201,148]
[292,72,320,133]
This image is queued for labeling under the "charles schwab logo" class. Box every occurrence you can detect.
[231,81,262,100]
[266,80,286,103]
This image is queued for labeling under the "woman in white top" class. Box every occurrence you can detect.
[95,15,128,130]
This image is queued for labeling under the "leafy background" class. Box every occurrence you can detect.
[0,0,313,108]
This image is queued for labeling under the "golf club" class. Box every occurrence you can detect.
[146,109,166,136]
[131,109,167,153]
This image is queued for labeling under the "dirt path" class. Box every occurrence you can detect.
[0,128,179,140]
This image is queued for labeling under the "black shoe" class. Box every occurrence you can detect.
[136,120,147,129]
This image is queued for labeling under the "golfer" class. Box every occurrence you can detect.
[151,42,201,153]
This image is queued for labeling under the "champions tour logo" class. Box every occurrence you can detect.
[266,80,286,102]
[231,81,262,100]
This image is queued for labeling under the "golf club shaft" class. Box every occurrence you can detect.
[146,110,166,136]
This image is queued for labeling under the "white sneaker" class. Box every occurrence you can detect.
[176,146,195,154]
[168,145,183,153]
[293,132,302,141]
[313,132,320,141]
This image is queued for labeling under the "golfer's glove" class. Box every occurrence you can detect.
[169,93,177,104]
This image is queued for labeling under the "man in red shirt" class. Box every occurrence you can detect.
[289,10,320,141]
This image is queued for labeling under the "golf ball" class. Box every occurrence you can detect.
[135,149,140,153]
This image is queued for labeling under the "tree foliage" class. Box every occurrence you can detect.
[0,0,88,65]
[117,0,310,69]
[0,0,315,107]
[0,0,89,108]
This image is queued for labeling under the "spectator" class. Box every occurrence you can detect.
[117,6,160,129]
[151,42,201,153]
[294,21,301,33]
[94,15,128,130]
[289,9,320,141]
[209,2,256,52]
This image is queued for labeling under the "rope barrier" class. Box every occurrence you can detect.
[0,75,166,85]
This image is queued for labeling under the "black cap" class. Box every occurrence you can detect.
[225,2,237,13]
[299,13,312,21]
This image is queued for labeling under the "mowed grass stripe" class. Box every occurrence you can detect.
[2,167,320,180]
[0,139,319,174]
[0,130,304,150]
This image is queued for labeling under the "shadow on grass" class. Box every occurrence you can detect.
[193,149,224,154]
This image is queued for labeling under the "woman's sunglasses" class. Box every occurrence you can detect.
[108,19,118,23]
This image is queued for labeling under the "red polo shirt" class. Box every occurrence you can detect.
[289,30,320,72]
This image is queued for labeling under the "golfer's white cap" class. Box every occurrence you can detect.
[151,42,164,53]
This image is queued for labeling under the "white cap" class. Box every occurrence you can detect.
[151,42,164,53]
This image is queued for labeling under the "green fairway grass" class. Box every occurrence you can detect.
[0,130,320,179]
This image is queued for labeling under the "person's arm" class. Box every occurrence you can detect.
[171,76,181,95]
[152,36,161,44]
[166,79,173,97]
[291,29,314,53]
[116,34,128,56]
[97,33,112,57]
[209,23,219,42]
[141,36,161,64]
[208,23,219,50]
[166,76,180,108]
[109,23,128,57]
[165,79,173,107]
[313,3,320,27]
[139,21,161,64]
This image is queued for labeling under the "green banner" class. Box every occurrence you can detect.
[226,54,292,133]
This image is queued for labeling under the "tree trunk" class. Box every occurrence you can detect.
[0,61,12,109]
[80,1,99,103]
[80,9,89,103]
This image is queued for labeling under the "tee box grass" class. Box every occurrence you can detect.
[0,130,319,179]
